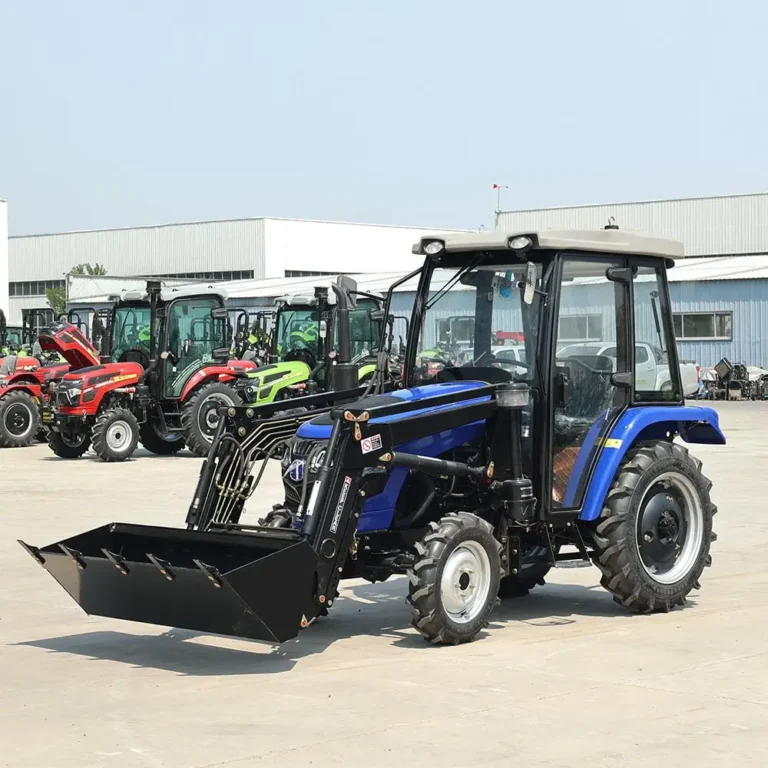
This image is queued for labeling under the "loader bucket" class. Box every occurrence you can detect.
[19,523,321,644]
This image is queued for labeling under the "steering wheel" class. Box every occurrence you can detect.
[285,347,317,369]
[117,347,150,368]
[557,356,611,377]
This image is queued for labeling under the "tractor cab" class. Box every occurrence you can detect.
[237,279,386,404]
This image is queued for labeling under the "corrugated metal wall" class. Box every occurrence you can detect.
[496,193,768,257]
[9,218,267,281]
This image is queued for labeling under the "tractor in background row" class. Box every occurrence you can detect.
[0,316,101,447]
[44,281,257,462]
[22,226,724,647]
[233,281,388,407]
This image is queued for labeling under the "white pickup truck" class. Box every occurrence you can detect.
[557,341,700,397]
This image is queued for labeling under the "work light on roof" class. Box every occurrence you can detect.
[423,240,444,255]
[508,236,533,251]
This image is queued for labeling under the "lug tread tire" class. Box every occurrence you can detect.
[47,429,91,459]
[407,511,503,645]
[181,382,241,458]
[592,440,716,614]
[139,422,184,455]
[92,408,139,462]
[0,391,40,448]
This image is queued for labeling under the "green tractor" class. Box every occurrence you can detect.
[235,279,386,405]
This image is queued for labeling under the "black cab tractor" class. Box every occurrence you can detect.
[44,281,256,462]
[235,277,388,406]
[22,226,724,647]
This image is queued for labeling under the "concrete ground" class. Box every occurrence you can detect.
[1,402,766,767]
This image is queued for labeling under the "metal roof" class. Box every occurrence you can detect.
[497,192,768,257]
[413,228,684,260]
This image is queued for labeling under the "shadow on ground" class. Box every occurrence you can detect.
[15,577,654,676]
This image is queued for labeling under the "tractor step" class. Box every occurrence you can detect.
[19,522,322,643]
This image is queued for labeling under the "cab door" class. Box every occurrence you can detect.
[549,255,632,509]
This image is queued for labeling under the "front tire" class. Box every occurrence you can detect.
[592,440,716,613]
[181,382,242,457]
[407,512,502,645]
[92,408,139,462]
[0,391,40,448]
[48,428,91,459]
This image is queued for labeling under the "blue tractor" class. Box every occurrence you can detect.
[20,226,723,645]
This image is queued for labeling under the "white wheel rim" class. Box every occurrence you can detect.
[440,540,492,624]
[106,420,132,453]
[636,471,705,585]
[199,393,235,438]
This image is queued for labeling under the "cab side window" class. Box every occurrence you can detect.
[633,266,679,401]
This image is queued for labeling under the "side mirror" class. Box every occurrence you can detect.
[369,308,385,321]
[333,275,358,310]
[523,262,537,305]
[211,307,228,320]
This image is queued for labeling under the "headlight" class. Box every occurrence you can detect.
[424,240,444,255]
[508,235,533,251]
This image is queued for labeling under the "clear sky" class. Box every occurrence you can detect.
[1,0,766,236]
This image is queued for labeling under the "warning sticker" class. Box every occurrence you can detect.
[360,434,383,454]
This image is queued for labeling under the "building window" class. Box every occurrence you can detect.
[284,270,339,278]
[557,314,602,342]
[9,279,65,297]
[148,270,254,281]
[673,311,732,340]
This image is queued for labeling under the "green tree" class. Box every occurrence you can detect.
[71,263,108,275]
[45,286,67,316]
[45,263,108,316]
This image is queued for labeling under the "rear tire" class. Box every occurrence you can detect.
[407,512,502,645]
[92,408,139,462]
[0,391,40,447]
[48,428,91,459]
[182,382,242,458]
[592,440,716,613]
[139,421,184,455]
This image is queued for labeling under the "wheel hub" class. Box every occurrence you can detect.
[200,394,234,438]
[106,421,131,452]
[636,472,703,585]
[5,403,32,437]
[440,541,491,624]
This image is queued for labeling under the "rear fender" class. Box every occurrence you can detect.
[577,405,725,522]
[0,383,42,400]
[179,366,244,402]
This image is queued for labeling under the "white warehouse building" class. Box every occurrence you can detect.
[6,215,465,321]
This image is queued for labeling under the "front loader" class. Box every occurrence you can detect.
[21,227,725,645]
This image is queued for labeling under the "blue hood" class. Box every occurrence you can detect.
[296,380,491,440]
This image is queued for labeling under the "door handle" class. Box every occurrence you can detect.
[611,371,633,388]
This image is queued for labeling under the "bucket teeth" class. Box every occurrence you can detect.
[58,543,86,570]
[146,553,175,581]
[100,548,129,575]
[193,559,223,588]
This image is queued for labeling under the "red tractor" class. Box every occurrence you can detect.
[0,321,101,448]
[45,280,257,462]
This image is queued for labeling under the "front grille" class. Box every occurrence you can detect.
[53,387,80,407]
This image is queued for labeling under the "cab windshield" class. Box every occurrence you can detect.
[275,308,319,361]
[111,306,151,362]
[412,260,543,385]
